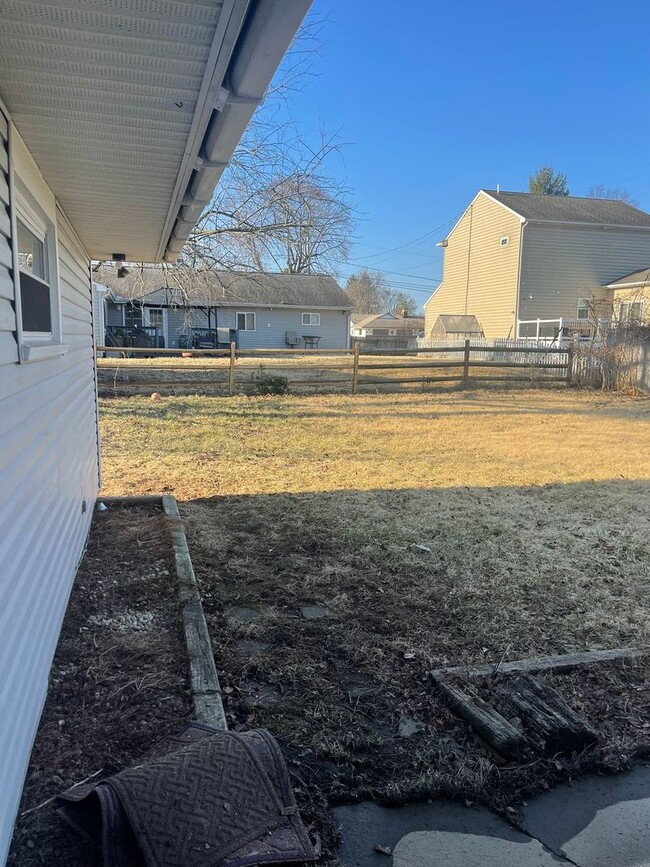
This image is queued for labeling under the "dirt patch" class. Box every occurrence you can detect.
[7,505,190,867]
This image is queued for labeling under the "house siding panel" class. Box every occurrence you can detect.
[0,124,99,864]
[518,224,650,321]
[168,306,350,349]
[424,192,521,339]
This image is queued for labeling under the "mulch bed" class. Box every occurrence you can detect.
[7,505,191,867]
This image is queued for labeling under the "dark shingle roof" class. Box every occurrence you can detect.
[483,191,650,227]
[95,267,353,309]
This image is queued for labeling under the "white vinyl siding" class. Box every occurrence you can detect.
[0,123,99,865]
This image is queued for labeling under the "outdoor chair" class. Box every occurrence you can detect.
[286,330,299,347]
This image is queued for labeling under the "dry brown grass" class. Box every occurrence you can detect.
[100,389,650,497]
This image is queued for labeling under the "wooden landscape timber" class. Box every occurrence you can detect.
[497,674,598,755]
[430,670,526,760]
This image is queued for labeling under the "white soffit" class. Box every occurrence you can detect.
[0,0,310,261]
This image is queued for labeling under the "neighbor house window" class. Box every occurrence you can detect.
[618,300,644,324]
[500,236,509,247]
[302,312,320,326]
[576,298,591,320]
[144,308,164,331]
[17,219,51,334]
[365,328,373,335]
[388,328,397,336]
[237,312,256,331]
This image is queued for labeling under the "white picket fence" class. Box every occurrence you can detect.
[416,336,567,366]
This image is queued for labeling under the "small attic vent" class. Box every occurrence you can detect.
[500,236,509,247]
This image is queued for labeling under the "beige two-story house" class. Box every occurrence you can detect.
[424,190,650,339]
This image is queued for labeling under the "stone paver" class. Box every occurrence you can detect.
[393,829,564,866]
[333,800,567,867]
[226,606,264,623]
[522,766,650,867]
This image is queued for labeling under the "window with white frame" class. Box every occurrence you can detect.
[17,217,52,335]
[618,300,644,324]
[143,307,164,331]
[237,311,256,331]
[302,312,320,326]
[576,298,591,320]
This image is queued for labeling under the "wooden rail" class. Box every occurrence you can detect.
[96,339,571,396]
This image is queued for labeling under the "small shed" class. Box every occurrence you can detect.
[431,314,484,338]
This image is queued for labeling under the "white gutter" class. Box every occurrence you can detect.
[161,0,312,262]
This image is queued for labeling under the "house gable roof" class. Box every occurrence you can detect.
[606,268,650,288]
[482,190,650,228]
[352,312,424,330]
[97,266,353,309]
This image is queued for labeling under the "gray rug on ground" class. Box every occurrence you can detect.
[57,722,319,867]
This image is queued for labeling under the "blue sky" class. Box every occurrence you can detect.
[282,0,650,309]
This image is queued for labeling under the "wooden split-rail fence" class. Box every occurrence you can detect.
[96,339,574,395]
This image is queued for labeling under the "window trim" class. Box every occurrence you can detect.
[576,297,591,320]
[618,299,644,324]
[9,122,66,362]
[301,312,320,326]
[237,311,256,332]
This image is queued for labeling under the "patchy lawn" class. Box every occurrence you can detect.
[98,389,650,846]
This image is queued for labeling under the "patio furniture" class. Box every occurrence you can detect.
[302,335,321,349]
[286,330,299,347]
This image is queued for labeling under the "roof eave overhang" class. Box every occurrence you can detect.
[159,0,312,263]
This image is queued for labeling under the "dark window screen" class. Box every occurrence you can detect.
[20,272,52,333]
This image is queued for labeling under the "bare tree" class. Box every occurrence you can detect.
[181,17,355,275]
[344,270,389,313]
[384,291,418,316]
[344,271,418,316]
[587,184,637,205]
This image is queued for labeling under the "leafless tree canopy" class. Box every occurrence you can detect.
[182,16,355,276]
[586,185,637,206]
[345,270,419,315]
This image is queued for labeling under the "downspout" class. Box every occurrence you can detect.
[463,204,473,315]
[513,220,527,338]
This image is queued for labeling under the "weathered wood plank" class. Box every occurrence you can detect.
[162,494,227,731]
[500,674,598,755]
[432,646,650,680]
[431,671,526,759]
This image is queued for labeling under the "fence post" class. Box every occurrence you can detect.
[566,341,574,386]
[462,339,470,387]
[228,341,236,395]
[351,343,360,394]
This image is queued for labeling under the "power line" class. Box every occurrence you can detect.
[351,212,461,266]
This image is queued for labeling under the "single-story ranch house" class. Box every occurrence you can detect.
[95,267,353,350]
[0,2,309,862]
[424,190,650,340]
[350,311,424,349]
